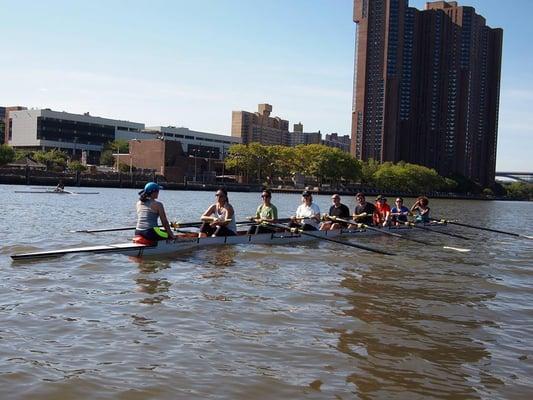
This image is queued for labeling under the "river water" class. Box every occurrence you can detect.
[0,184,532,399]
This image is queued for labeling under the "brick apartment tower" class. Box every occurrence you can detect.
[351,0,503,186]
[231,104,289,145]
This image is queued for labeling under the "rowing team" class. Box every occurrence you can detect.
[133,182,431,242]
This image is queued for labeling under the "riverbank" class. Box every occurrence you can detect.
[0,168,527,201]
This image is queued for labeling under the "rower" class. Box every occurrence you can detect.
[54,180,65,193]
[199,188,237,237]
[289,190,321,231]
[351,192,376,227]
[390,197,410,225]
[248,189,278,234]
[135,182,175,242]
[410,196,430,223]
[373,195,391,227]
[320,193,350,230]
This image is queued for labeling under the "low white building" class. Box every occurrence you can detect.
[8,108,150,164]
[8,109,240,164]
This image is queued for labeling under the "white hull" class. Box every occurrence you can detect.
[11,223,449,261]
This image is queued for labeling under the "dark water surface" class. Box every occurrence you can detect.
[1,185,532,399]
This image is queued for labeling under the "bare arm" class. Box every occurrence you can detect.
[201,204,217,222]
[154,202,175,239]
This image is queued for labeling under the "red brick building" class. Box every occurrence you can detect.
[118,139,222,183]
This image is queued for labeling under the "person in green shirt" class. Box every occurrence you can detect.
[248,189,279,234]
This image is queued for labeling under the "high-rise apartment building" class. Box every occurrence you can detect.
[0,107,5,144]
[232,104,289,145]
[351,0,503,186]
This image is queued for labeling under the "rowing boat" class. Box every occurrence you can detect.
[11,222,449,261]
[15,190,100,195]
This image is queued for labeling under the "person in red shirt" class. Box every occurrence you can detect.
[373,195,391,227]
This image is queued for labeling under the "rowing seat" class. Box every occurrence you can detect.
[132,235,156,246]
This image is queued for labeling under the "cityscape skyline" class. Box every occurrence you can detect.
[1,0,531,171]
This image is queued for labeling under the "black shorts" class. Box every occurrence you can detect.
[200,222,236,237]
[135,227,169,241]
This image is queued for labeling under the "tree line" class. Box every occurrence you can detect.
[1,141,531,199]
[224,143,456,193]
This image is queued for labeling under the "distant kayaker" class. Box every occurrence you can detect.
[199,188,237,237]
[135,182,175,241]
[54,180,65,193]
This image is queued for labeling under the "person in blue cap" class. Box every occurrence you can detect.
[135,182,175,241]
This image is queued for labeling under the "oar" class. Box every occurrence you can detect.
[328,217,470,252]
[70,218,293,234]
[71,221,207,233]
[433,218,533,240]
[265,222,394,256]
[405,221,471,240]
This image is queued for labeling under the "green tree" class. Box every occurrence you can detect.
[0,144,15,166]
[505,182,532,200]
[361,159,380,186]
[68,160,87,172]
[99,150,115,166]
[104,139,129,154]
[32,149,68,171]
[225,144,255,182]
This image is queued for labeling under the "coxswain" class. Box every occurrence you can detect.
[289,191,321,231]
[320,193,350,230]
[199,188,237,237]
[248,189,278,234]
[135,182,175,241]
[410,196,431,223]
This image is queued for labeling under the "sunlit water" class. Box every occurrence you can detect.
[0,184,532,399]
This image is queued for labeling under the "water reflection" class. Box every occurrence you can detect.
[335,264,499,398]
[134,260,172,305]
[198,247,238,279]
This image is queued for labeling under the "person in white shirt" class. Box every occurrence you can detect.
[290,190,321,231]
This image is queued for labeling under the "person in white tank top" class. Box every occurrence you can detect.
[199,188,237,237]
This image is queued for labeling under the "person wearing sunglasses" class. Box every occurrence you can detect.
[390,197,410,225]
[289,190,321,231]
[248,189,278,234]
[199,188,237,237]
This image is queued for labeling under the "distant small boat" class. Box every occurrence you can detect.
[15,190,99,195]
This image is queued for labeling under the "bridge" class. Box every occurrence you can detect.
[495,172,533,183]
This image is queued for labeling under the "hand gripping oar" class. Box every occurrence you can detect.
[265,222,394,256]
[433,218,533,240]
[404,221,471,240]
[328,217,470,252]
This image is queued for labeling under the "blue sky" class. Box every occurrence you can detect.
[1,0,531,171]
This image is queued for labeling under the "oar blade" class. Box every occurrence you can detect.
[442,246,471,253]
